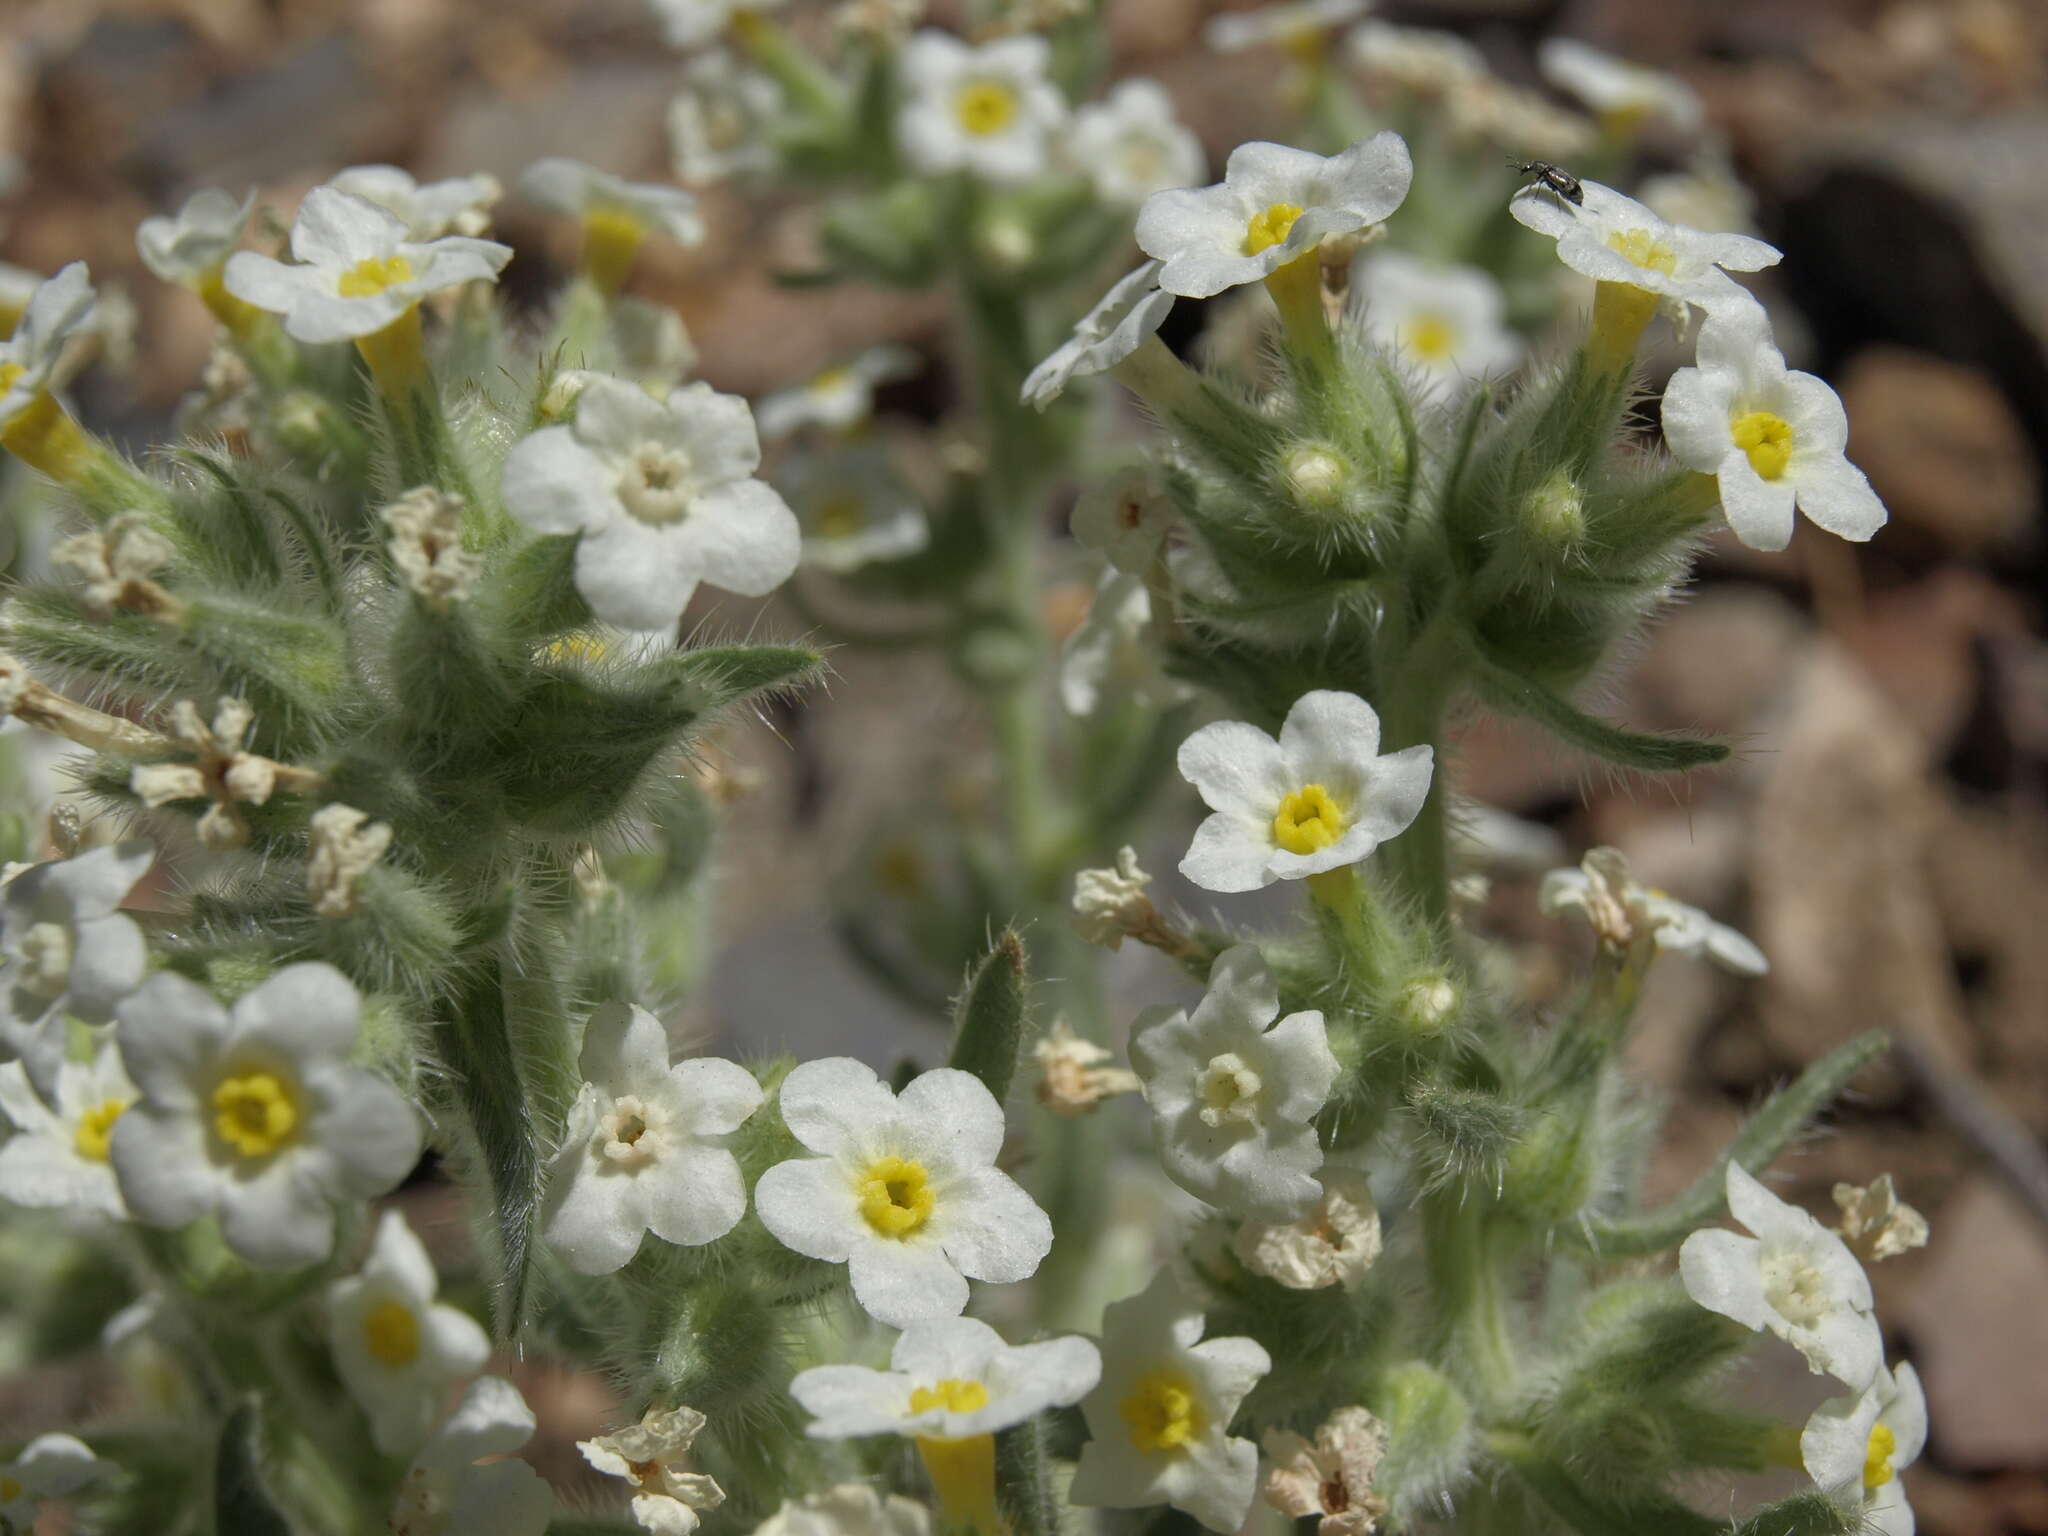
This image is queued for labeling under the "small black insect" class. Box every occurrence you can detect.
[1509,159,1584,206]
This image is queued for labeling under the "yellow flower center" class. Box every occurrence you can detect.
[1863,1423,1897,1490]
[542,631,612,664]
[1120,1370,1205,1452]
[0,306,22,340]
[1244,202,1306,256]
[211,1069,301,1160]
[1198,1052,1263,1128]
[954,81,1020,137]
[857,1154,935,1237]
[1604,228,1677,276]
[909,1377,992,1416]
[337,254,416,299]
[363,1298,422,1368]
[1600,102,1653,139]
[73,1098,131,1162]
[1730,410,1794,481]
[1402,312,1458,362]
[1280,24,1327,66]
[1272,783,1347,854]
[875,843,927,897]
[814,493,866,540]
[0,360,23,392]
[0,1476,18,1503]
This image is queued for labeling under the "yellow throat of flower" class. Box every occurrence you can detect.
[212,1068,301,1160]
[73,1098,132,1162]
[1403,311,1458,362]
[910,1377,991,1416]
[814,493,867,540]
[363,1298,422,1368]
[582,207,649,294]
[0,360,23,393]
[337,254,415,298]
[1863,1423,1897,1490]
[1120,1370,1205,1453]
[1730,410,1794,481]
[953,80,1020,137]
[1272,783,1348,854]
[1604,228,1677,277]
[857,1154,935,1237]
[1244,202,1306,256]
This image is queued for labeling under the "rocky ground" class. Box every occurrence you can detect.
[2,0,2045,1530]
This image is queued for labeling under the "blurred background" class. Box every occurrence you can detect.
[1,0,2044,1530]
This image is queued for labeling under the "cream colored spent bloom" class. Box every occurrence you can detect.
[1261,1405,1389,1536]
[1832,1175,1929,1263]
[307,804,393,919]
[382,486,480,607]
[579,1405,725,1536]
[50,511,179,618]
[1233,1165,1381,1290]
[1071,845,1155,949]
[751,1484,931,1536]
[1034,1017,1142,1115]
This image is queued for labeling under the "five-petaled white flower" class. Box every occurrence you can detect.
[1206,0,1370,54]
[650,0,785,51]
[1022,262,1174,410]
[777,441,930,573]
[390,1376,555,1536]
[669,53,784,185]
[1799,1360,1925,1536]
[1539,846,1768,976]
[1070,1269,1272,1532]
[1537,38,1703,138]
[328,1209,492,1455]
[1508,177,1777,317]
[754,1057,1053,1328]
[501,375,800,632]
[1232,1164,1381,1290]
[1066,80,1206,209]
[0,1433,100,1527]
[0,841,153,1099]
[519,158,704,249]
[1345,21,1487,98]
[1135,134,1412,300]
[1130,944,1337,1220]
[109,962,421,1268]
[1071,466,1173,574]
[1660,297,1887,553]
[1355,250,1521,393]
[1060,571,1191,717]
[0,262,96,428]
[327,165,504,239]
[1261,1405,1389,1536]
[136,188,256,286]
[757,344,919,441]
[541,1002,763,1274]
[897,31,1068,185]
[791,1315,1101,1441]
[1177,689,1433,893]
[1679,1161,1883,1391]
[0,1044,137,1219]
[224,187,510,343]
[579,1405,724,1536]
[753,1484,931,1536]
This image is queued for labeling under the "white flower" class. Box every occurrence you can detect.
[1232,1165,1381,1290]
[1661,298,1887,553]
[307,803,393,919]
[1070,1269,1271,1532]
[792,1315,1101,1440]
[754,1057,1053,1328]
[519,158,704,248]
[1130,945,1337,1220]
[1679,1162,1883,1391]
[1538,846,1767,976]
[612,297,701,388]
[580,1405,724,1536]
[650,0,784,51]
[1640,158,1757,239]
[1033,1017,1142,1114]
[541,1002,763,1274]
[328,1209,491,1455]
[1066,80,1205,209]
[1060,571,1191,717]
[382,486,481,610]
[109,963,421,1268]
[1345,21,1487,96]
[1537,38,1703,137]
[136,188,255,284]
[501,375,800,632]
[0,263,97,426]
[1021,261,1174,410]
[1072,466,1173,574]
[1508,177,1777,317]
[1136,134,1412,300]
[1799,1361,1926,1536]
[756,344,919,440]
[1261,1406,1388,1536]
[0,1044,137,1219]
[50,511,180,619]
[0,841,153,1098]
[224,188,510,343]
[1207,0,1369,53]
[1177,689,1433,893]
[391,1376,555,1536]
[669,53,783,184]
[752,1484,931,1536]
[326,165,503,239]
[1833,1175,1930,1265]
[0,1433,100,1525]
[1354,250,1521,393]
[778,441,930,573]
[896,31,1068,185]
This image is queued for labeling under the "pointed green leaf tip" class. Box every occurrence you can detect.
[1471,652,1729,773]
[948,928,1029,1102]
[673,643,824,708]
[213,1399,295,1536]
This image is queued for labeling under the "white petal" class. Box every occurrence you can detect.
[1678,1226,1771,1332]
[574,516,697,633]
[310,1066,422,1196]
[1793,458,1887,544]
[888,1316,1004,1382]
[292,187,404,267]
[775,1056,899,1156]
[1177,719,1286,816]
[1350,743,1435,846]
[847,1234,968,1327]
[790,1364,913,1438]
[218,1155,340,1267]
[543,1157,647,1274]
[641,1143,748,1248]
[230,962,360,1060]
[666,1056,763,1136]
[1715,453,1799,552]
[579,1002,671,1095]
[928,1165,1052,1283]
[115,971,226,1108]
[1658,363,1736,471]
[107,1103,218,1229]
[1277,689,1381,775]
[1179,812,1276,893]
[62,913,146,1022]
[673,478,801,597]
[502,427,617,536]
[895,1067,1006,1169]
[754,1156,862,1262]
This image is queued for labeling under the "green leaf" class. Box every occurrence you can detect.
[947,928,1029,1102]
[212,1400,293,1536]
[669,643,824,709]
[1468,649,1728,773]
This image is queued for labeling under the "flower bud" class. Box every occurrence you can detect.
[1282,441,1355,512]
[1521,468,1586,549]
[1396,973,1461,1038]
